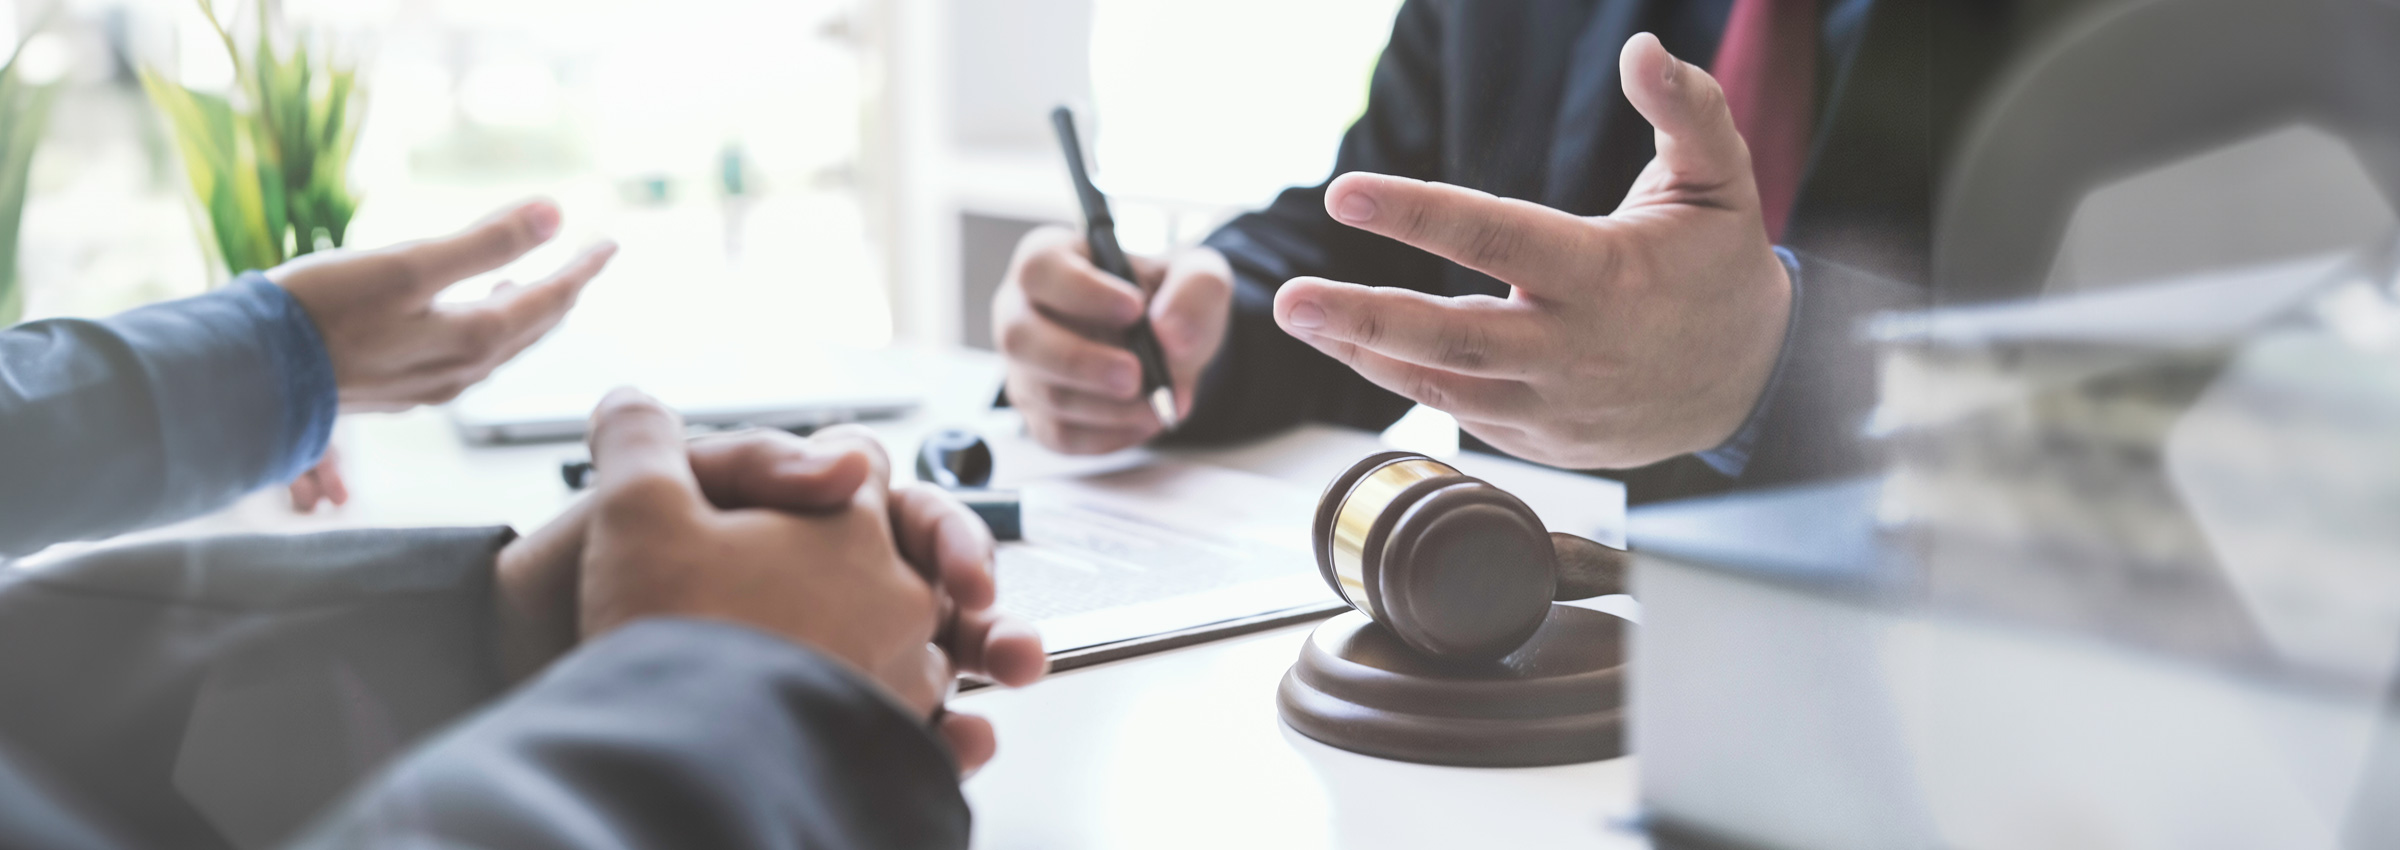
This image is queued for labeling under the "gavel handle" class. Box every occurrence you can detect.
[1552,533,1630,600]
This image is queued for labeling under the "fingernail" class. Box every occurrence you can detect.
[1332,191,1378,224]
[525,201,562,241]
[1288,301,1326,330]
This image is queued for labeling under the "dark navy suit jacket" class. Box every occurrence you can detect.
[1177,0,2029,503]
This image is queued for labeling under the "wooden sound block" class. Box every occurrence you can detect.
[1277,605,1628,767]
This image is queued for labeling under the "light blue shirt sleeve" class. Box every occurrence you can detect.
[0,272,337,555]
[1693,247,1806,479]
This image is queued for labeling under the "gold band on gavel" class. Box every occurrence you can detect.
[1330,457,1463,618]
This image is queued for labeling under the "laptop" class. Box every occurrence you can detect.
[449,339,923,444]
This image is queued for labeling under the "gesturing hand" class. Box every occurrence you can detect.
[270,200,618,413]
[1271,33,1793,470]
[994,227,1234,454]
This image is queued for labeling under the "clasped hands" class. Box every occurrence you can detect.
[999,35,1792,470]
[495,390,1047,776]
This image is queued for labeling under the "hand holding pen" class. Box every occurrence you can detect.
[986,108,1237,455]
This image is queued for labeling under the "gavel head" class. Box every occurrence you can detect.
[1312,451,1559,662]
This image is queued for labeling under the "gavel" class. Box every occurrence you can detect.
[1280,451,1634,767]
[1312,450,1628,660]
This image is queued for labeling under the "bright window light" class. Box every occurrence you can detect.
[1089,0,1405,210]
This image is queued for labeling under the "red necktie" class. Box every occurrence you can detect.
[1712,0,1818,242]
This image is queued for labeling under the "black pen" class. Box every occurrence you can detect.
[1050,106,1180,431]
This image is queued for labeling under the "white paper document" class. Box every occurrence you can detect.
[993,460,1336,653]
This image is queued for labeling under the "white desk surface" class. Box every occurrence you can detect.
[69,346,1648,850]
[961,418,1644,850]
[958,620,1644,850]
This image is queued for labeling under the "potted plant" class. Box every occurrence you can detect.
[0,19,61,326]
[141,0,362,281]
[143,0,366,512]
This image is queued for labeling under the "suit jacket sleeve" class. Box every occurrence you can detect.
[292,619,971,850]
[1731,250,1926,490]
[1173,0,1451,445]
[0,527,515,850]
[0,273,338,556]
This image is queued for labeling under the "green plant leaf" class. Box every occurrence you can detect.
[144,0,365,277]
[0,49,60,326]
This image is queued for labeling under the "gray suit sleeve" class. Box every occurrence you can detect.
[0,274,338,556]
[0,527,515,850]
[295,619,972,850]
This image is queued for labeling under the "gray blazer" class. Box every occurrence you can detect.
[0,282,968,848]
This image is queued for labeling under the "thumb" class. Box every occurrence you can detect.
[587,387,702,514]
[1150,249,1234,414]
[1618,32,1754,199]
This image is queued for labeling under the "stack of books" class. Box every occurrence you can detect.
[1868,241,2400,686]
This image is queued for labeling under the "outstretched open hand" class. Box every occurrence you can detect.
[1271,33,1792,470]
[271,200,618,414]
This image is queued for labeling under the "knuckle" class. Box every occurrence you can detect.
[1351,308,1386,347]
[749,428,811,458]
[1436,323,1492,370]
[594,388,670,423]
[1073,346,1116,381]
[506,213,543,253]
[895,576,940,626]
[360,252,412,286]
[1017,246,1085,299]
[1199,268,1233,298]
[717,431,789,474]
[1018,249,1064,288]
[463,311,511,351]
[394,252,441,291]
[1458,217,1529,270]
[1073,349,1127,393]
[1404,372,1452,411]
[1322,339,1364,368]
[1696,74,1731,119]
[813,425,891,474]
[1043,382,1085,413]
[997,317,1040,358]
[1398,199,1440,243]
[599,473,692,525]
